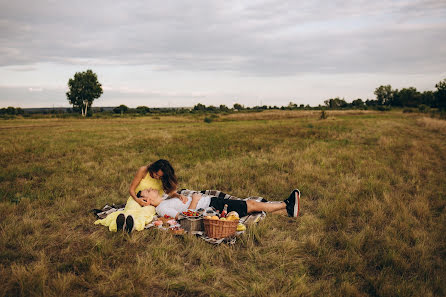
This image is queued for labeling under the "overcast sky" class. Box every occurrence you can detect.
[1,0,445,108]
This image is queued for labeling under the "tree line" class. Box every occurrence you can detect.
[1,69,445,118]
[323,79,445,111]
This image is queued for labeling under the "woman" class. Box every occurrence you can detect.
[95,159,186,233]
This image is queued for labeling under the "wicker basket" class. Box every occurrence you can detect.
[203,219,239,239]
[179,217,204,232]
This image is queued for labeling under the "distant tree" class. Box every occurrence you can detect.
[219,104,229,112]
[420,91,435,107]
[374,85,393,105]
[206,105,218,112]
[396,87,421,107]
[233,103,244,110]
[351,98,365,108]
[389,89,402,106]
[287,102,297,109]
[136,106,150,114]
[193,103,206,111]
[16,107,24,115]
[365,99,378,106]
[66,69,103,117]
[435,78,446,110]
[113,105,129,114]
[324,97,348,109]
[6,107,17,115]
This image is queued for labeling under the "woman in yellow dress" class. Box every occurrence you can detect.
[95,159,187,233]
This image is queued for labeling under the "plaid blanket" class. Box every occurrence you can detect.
[92,189,269,245]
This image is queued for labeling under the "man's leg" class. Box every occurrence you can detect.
[271,208,287,215]
[246,189,300,217]
[246,200,286,213]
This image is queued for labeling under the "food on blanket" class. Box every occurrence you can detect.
[227,211,239,221]
[220,204,228,218]
[227,211,239,218]
[154,220,163,227]
[169,226,184,235]
[237,223,246,231]
[182,210,200,217]
[159,215,172,224]
[167,219,177,226]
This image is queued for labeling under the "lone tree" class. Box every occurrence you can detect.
[66,69,103,117]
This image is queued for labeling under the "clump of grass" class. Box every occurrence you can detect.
[417,117,446,134]
[320,110,328,120]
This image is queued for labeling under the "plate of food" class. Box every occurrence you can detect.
[181,210,201,218]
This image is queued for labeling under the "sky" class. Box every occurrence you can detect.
[0,0,445,108]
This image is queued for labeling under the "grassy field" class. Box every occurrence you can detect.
[0,110,445,297]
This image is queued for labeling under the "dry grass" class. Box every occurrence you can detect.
[417,117,446,134]
[0,110,445,296]
[221,109,378,121]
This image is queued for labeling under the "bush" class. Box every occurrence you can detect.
[204,117,213,123]
[113,105,129,114]
[377,105,391,111]
[320,110,328,120]
[418,104,430,113]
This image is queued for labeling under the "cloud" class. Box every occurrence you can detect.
[28,87,43,92]
[0,0,445,76]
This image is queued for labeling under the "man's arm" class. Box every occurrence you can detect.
[187,193,202,210]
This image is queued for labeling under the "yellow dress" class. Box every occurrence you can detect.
[94,173,164,232]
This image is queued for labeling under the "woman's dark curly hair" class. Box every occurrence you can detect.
[148,159,178,194]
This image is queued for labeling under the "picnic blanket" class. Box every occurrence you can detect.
[92,189,269,244]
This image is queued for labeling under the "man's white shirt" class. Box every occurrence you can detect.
[155,193,212,218]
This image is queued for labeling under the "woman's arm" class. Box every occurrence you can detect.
[129,166,150,206]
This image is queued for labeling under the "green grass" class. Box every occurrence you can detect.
[0,110,445,296]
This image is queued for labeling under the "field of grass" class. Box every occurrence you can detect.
[0,110,445,297]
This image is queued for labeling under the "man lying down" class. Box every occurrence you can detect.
[116,189,300,233]
[138,188,300,220]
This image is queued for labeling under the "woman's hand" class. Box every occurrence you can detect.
[169,192,188,204]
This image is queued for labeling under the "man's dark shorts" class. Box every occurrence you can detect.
[209,197,248,217]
